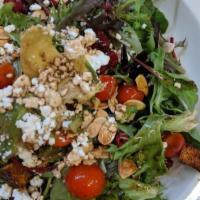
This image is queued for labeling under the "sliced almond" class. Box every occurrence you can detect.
[0,26,9,47]
[96,109,108,118]
[31,10,47,20]
[118,159,138,179]
[124,99,146,110]
[87,117,107,138]
[98,123,117,145]
[135,74,149,96]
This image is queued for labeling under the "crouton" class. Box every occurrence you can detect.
[179,145,200,171]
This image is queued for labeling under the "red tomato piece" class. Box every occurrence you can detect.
[117,85,144,104]
[96,75,117,101]
[164,133,186,158]
[54,131,72,148]
[65,164,106,199]
[0,63,16,89]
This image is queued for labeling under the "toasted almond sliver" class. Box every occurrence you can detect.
[98,125,116,145]
[87,117,107,138]
[135,74,149,96]
[118,159,138,179]
[96,109,108,118]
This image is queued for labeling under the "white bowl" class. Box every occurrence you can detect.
[156,0,200,199]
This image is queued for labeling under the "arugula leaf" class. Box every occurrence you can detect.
[50,178,79,200]
[56,0,102,30]
[0,104,27,162]
[119,178,161,200]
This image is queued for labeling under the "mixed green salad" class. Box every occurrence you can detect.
[0,0,199,200]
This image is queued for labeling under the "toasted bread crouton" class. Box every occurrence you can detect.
[179,145,200,171]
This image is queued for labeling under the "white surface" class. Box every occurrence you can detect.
[157,0,200,200]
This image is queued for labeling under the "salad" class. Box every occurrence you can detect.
[0,0,199,199]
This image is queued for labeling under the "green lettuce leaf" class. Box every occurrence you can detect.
[109,115,167,182]
[119,178,161,200]
[0,104,27,162]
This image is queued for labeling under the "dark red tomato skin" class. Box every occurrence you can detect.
[117,85,144,104]
[164,133,186,158]
[0,63,15,89]
[65,164,106,199]
[53,131,72,148]
[96,75,117,102]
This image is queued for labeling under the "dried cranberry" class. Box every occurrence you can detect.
[103,1,112,12]
[50,0,59,6]
[96,31,110,51]
[165,158,173,169]
[115,132,129,147]
[4,0,27,13]
[100,51,119,74]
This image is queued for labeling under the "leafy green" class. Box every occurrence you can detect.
[119,178,161,200]
[152,8,168,34]
[114,0,168,52]
[0,3,40,45]
[163,112,198,132]
[117,123,137,136]
[150,49,198,114]
[116,105,137,123]
[120,25,143,54]
[69,114,83,133]
[38,146,66,164]
[0,104,27,162]
[56,0,102,30]
[182,129,200,149]
[109,115,167,182]
[50,178,79,200]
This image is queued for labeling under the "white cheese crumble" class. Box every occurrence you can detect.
[174,82,182,89]
[108,117,116,124]
[0,184,12,199]
[84,28,96,37]
[30,176,43,187]
[29,3,42,11]
[85,50,110,71]
[43,0,50,6]
[0,86,13,112]
[66,27,79,39]
[62,120,71,128]
[3,43,15,54]
[141,23,147,29]
[12,189,32,200]
[4,24,16,33]
[16,107,57,148]
[18,147,41,168]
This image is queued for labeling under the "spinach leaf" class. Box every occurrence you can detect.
[50,178,79,200]
[0,104,27,162]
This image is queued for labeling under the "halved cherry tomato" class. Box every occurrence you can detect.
[54,131,72,148]
[0,63,16,89]
[96,75,117,102]
[164,133,185,158]
[65,164,106,199]
[117,85,144,104]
